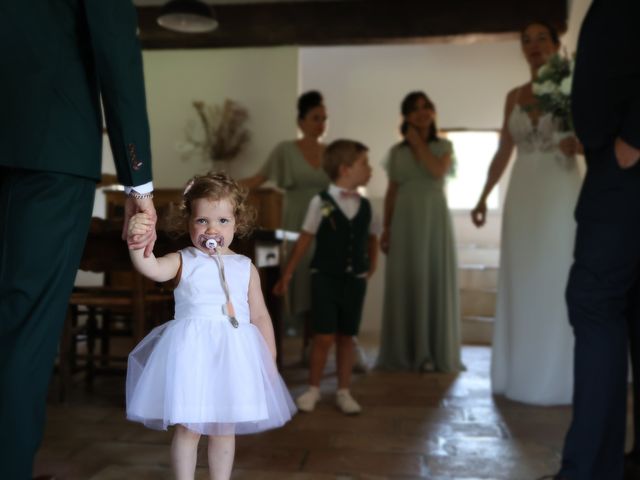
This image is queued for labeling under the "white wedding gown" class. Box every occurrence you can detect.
[491,104,582,405]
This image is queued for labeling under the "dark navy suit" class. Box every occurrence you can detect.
[559,0,640,478]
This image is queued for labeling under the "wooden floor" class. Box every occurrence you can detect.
[34,335,629,479]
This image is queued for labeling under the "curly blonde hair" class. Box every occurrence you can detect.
[166,171,256,238]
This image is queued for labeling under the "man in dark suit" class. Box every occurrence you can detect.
[557,0,640,478]
[0,1,157,478]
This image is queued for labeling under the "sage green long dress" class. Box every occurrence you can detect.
[376,139,462,372]
[260,141,330,324]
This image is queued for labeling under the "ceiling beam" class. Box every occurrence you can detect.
[137,0,567,50]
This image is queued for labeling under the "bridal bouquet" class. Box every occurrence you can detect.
[532,53,574,132]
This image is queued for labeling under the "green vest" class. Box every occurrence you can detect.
[310,190,371,275]
[0,0,152,185]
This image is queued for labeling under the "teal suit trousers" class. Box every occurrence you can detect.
[0,168,95,479]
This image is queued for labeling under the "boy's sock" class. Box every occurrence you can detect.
[336,388,362,415]
[296,386,320,412]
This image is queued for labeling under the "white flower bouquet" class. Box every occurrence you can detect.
[532,53,574,132]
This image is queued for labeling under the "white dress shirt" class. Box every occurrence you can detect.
[125,181,154,195]
[301,184,381,235]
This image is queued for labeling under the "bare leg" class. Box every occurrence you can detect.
[171,425,201,480]
[309,334,336,386]
[336,334,355,389]
[207,434,235,480]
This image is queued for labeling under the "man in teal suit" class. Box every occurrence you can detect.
[0,1,157,478]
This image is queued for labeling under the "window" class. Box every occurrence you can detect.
[444,130,500,210]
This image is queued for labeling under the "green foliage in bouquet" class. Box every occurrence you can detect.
[531,53,574,131]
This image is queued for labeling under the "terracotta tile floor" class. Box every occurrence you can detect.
[34,336,633,479]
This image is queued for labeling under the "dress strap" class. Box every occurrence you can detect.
[510,86,528,120]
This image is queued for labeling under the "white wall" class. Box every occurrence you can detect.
[566,0,591,52]
[97,47,299,204]
[141,47,299,186]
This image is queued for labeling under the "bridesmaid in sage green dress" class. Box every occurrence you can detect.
[241,91,330,331]
[376,91,462,372]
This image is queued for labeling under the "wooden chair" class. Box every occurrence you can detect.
[57,218,177,401]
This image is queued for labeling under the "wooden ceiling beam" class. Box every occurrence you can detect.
[137,0,567,50]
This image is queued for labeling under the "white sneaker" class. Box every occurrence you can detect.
[336,389,362,415]
[296,387,320,412]
[352,340,369,373]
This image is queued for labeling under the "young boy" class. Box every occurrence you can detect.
[274,139,379,415]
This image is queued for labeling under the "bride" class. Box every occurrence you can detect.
[471,21,583,405]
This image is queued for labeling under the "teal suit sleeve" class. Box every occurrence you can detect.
[84,0,153,187]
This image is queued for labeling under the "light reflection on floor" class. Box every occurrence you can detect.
[36,336,620,479]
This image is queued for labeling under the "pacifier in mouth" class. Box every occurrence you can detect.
[200,234,224,251]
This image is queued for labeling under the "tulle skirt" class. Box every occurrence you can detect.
[126,315,296,435]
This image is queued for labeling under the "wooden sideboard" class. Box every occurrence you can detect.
[103,187,283,232]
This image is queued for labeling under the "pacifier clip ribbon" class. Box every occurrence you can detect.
[201,236,239,328]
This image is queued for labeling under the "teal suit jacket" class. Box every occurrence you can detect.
[0,0,152,185]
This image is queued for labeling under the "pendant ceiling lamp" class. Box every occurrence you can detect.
[157,0,218,34]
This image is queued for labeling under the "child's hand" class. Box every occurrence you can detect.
[404,125,425,149]
[272,274,291,296]
[380,229,391,254]
[615,137,640,169]
[558,135,579,157]
[470,201,487,228]
[127,213,155,249]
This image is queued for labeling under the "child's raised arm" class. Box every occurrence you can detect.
[272,231,314,296]
[128,213,181,282]
[248,264,277,360]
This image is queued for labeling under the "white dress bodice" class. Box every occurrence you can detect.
[508,104,557,155]
[174,247,251,323]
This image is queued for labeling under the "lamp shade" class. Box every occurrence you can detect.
[157,0,218,34]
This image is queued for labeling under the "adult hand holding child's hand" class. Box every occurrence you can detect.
[123,195,157,256]
[127,213,155,250]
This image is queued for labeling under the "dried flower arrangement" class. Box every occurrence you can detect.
[177,99,250,164]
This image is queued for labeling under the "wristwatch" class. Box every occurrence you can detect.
[128,190,154,200]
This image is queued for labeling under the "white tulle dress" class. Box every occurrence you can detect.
[126,247,296,435]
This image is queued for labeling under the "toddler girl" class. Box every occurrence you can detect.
[125,172,296,480]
